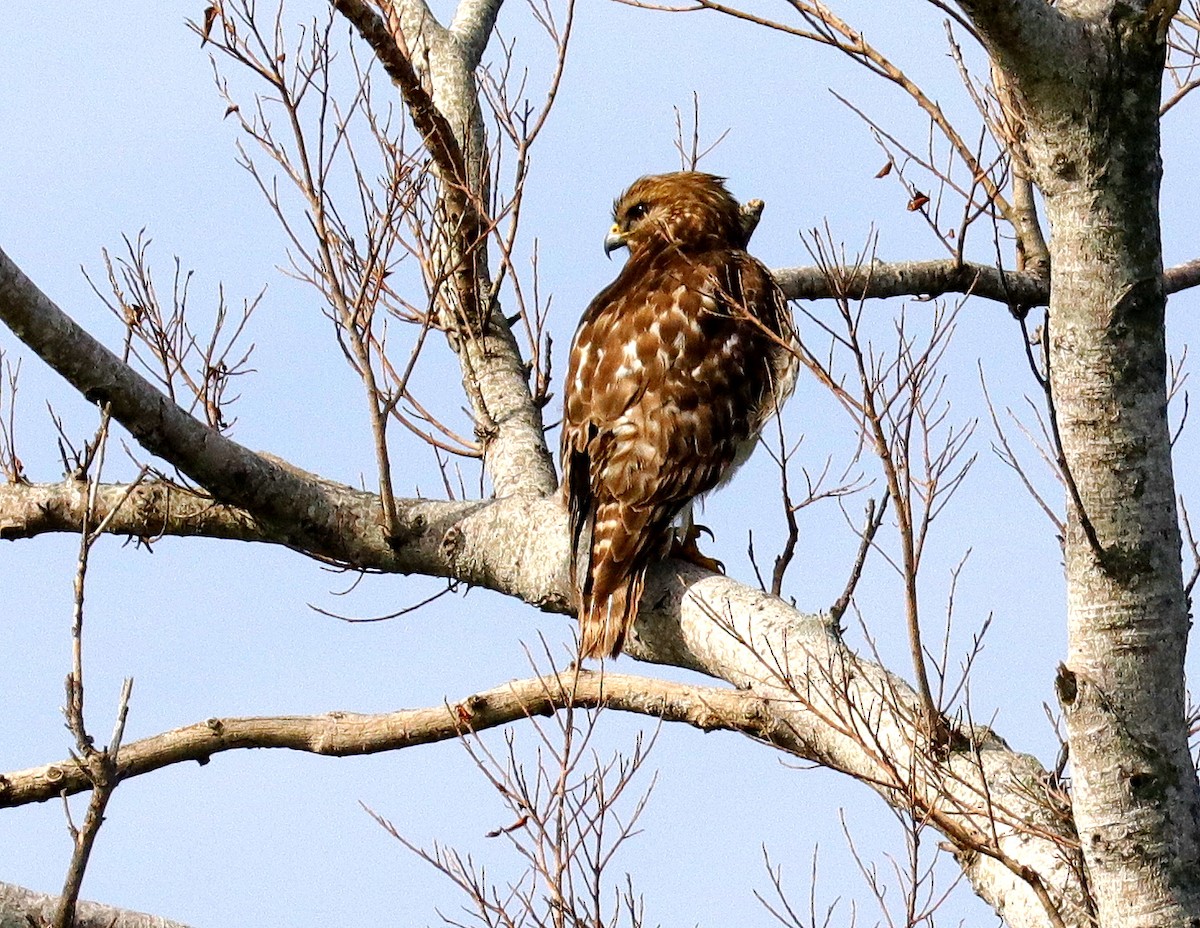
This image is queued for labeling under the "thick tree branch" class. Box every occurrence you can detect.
[0,480,262,544]
[450,0,505,68]
[0,246,371,553]
[0,478,573,612]
[1166,256,1200,293]
[0,247,558,582]
[775,258,1047,309]
[0,420,1083,928]
[952,0,1084,93]
[331,0,466,206]
[626,565,1087,928]
[0,882,193,928]
[332,0,485,327]
[331,0,558,497]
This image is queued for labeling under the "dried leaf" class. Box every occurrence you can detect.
[907,192,930,211]
[201,4,220,46]
[485,815,529,838]
[875,161,892,178]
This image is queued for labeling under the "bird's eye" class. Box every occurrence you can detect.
[626,202,649,222]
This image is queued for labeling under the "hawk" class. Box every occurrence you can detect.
[562,171,799,660]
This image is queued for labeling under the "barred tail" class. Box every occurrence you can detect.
[578,570,646,660]
[569,491,671,661]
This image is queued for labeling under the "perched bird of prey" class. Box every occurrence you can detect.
[561,171,799,660]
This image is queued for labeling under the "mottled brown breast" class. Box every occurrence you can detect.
[562,244,795,513]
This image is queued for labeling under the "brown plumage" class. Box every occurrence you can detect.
[561,172,799,660]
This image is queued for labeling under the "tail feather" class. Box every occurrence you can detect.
[569,493,675,661]
[578,570,646,660]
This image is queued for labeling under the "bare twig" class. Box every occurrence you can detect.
[803,229,977,738]
[0,350,24,483]
[85,234,261,433]
[830,493,889,625]
[1017,310,1104,559]
[368,658,659,928]
[980,362,1064,535]
[53,411,141,928]
[672,91,731,170]
[52,679,134,928]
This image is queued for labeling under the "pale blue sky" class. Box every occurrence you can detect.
[2,2,1198,925]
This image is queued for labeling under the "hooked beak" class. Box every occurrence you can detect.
[603,224,628,259]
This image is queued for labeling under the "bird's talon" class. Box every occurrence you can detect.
[671,522,725,574]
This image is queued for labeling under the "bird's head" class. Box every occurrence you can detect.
[604,171,745,259]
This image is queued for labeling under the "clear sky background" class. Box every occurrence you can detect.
[2,2,1199,925]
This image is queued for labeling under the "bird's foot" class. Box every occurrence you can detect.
[671,522,725,574]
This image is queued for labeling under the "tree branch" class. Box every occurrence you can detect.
[0,672,807,808]
[773,255,1200,307]
[0,477,573,612]
[331,0,558,497]
[952,0,1083,93]
[0,561,1088,927]
[331,0,467,206]
[0,246,370,552]
[0,480,260,544]
[0,245,561,583]
[450,0,506,68]
[0,882,193,928]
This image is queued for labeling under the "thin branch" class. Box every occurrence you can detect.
[1019,311,1104,558]
[52,680,134,928]
[1,672,803,808]
[53,412,138,928]
[830,493,889,625]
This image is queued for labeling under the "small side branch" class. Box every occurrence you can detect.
[52,413,139,928]
[1018,312,1104,559]
[830,493,889,625]
[53,680,134,928]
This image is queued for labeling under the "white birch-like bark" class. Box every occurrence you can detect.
[383,0,557,498]
[0,882,192,928]
[956,0,1200,923]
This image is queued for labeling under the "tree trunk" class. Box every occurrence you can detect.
[1014,5,1200,923]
